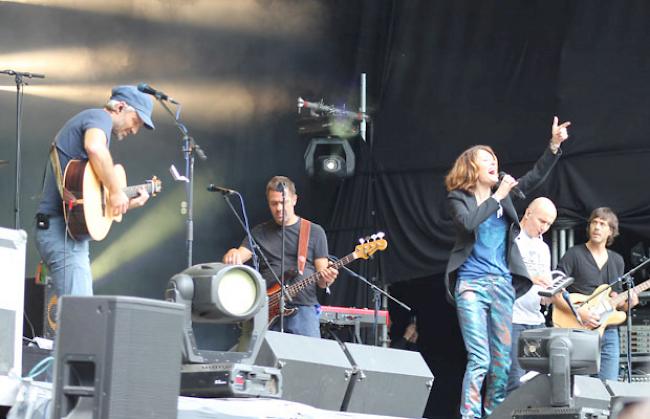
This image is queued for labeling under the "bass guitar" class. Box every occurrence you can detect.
[267,234,388,326]
[552,278,650,336]
[62,159,161,241]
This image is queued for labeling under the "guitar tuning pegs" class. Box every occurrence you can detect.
[359,238,365,244]
[376,232,385,239]
[370,234,377,241]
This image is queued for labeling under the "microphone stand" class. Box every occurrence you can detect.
[212,189,286,297]
[329,255,411,346]
[278,183,287,333]
[156,98,206,268]
[1,69,45,229]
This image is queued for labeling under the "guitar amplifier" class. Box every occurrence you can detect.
[180,362,282,398]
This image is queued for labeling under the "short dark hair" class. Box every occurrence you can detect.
[266,176,296,196]
[588,207,619,246]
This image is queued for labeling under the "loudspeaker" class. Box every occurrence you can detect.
[342,343,434,417]
[490,375,611,419]
[254,331,353,410]
[51,296,185,419]
[0,228,27,378]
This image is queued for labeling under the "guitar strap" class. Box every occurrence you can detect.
[297,218,311,275]
[49,143,76,207]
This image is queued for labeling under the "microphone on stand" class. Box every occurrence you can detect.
[498,171,526,199]
[0,69,45,78]
[207,184,236,195]
[137,83,179,104]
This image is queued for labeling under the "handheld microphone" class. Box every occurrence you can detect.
[498,171,526,199]
[137,83,179,104]
[207,184,236,195]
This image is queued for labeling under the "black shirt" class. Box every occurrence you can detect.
[557,244,624,295]
[242,218,328,306]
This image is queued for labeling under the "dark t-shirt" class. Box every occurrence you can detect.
[242,218,329,306]
[557,244,625,295]
[38,109,113,216]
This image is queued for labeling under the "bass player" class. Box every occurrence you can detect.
[222,175,338,337]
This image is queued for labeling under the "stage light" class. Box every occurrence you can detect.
[188,263,265,322]
[166,262,268,365]
[304,138,355,179]
[518,328,600,407]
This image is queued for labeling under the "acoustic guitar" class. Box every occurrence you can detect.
[62,159,161,241]
[552,278,650,336]
[267,234,388,327]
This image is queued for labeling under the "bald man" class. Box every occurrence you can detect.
[507,197,557,393]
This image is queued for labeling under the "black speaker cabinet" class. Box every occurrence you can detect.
[254,331,353,410]
[342,343,434,417]
[51,296,185,419]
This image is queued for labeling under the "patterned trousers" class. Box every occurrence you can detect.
[455,275,515,419]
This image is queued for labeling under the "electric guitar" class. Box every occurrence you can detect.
[552,278,650,336]
[62,159,161,241]
[267,234,388,326]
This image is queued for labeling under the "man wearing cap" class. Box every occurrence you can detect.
[34,85,155,299]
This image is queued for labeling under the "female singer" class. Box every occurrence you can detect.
[444,117,570,419]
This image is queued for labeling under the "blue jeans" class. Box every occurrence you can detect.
[34,215,93,298]
[455,275,515,419]
[600,327,620,381]
[507,323,544,393]
[271,305,321,337]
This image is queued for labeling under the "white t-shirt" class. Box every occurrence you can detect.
[512,230,551,325]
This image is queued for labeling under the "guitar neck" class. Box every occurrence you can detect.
[123,183,152,199]
[613,278,650,306]
[285,252,357,297]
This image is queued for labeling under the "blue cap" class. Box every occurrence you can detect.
[110,85,155,130]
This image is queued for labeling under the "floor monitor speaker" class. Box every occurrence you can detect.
[342,343,434,417]
[254,331,353,410]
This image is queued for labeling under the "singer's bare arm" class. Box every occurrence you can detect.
[223,247,253,265]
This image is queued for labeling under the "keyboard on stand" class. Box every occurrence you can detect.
[538,271,575,297]
[319,306,390,346]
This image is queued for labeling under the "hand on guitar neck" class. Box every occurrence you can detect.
[610,289,640,312]
[126,185,150,210]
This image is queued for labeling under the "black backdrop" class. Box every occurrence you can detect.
[323,2,650,417]
[3,1,650,417]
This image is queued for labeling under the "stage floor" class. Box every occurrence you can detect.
[1,377,413,419]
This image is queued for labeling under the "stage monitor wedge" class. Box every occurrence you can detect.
[254,331,353,410]
[342,342,434,417]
